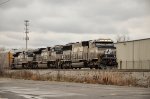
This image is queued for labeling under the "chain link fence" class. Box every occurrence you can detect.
[118,60,150,69]
[1,52,150,70]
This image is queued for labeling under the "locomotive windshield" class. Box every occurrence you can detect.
[63,45,72,51]
[54,47,62,51]
[95,42,115,48]
[52,46,63,54]
[26,52,34,57]
[13,52,21,57]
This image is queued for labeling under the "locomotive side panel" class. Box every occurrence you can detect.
[41,49,48,64]
[62,50,71,61]
[71,42,83,62]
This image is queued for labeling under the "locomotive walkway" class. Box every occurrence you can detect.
[0,78,150,99]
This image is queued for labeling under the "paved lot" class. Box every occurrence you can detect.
[0,78,150,99]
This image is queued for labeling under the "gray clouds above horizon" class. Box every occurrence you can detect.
[0,0,150,48]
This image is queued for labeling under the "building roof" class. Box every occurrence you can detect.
[115,38,150,44]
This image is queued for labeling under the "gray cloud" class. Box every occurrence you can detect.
[0,0,150,48]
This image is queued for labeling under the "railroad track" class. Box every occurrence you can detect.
[6,67,150,72]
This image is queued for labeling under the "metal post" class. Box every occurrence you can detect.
[126,60,127,69]
[133,41,134,69]
[8,51,10,67]
[24,20,29,52]
[149,60,150,70]
[120,60,122,69]
[24,20,29,64]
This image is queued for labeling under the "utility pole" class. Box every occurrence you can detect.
[24,20,29,52]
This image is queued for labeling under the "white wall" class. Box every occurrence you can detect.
[115,38,150,69]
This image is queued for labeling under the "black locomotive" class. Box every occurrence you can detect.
[11,39,118,69]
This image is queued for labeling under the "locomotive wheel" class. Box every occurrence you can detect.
[11,64,16,69]
[27,63,32,69]
[47,63,50,68]
[55,62,59,69]
[56,64,60,69]
[69,63,73,69]
[95,65,98,69]
[22,64,25,69]
[101,66,107,70]
[113,66,117,70]
[89,62,94,69]
[60,64,63,69]
[61,64,65,69]
[66,63,70,69]
[90,64,93,69]
[47,63,52,69]
[64,64,68,69]
[57,62,61,69]
[23,64,28,69]
[35,63,38,69]
[33,63,38,69]
[29,62,34,69]
[98,64,103,70]
[70,65,73,69]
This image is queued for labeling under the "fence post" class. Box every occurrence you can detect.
[149,60,150,70]
[0,54,1,72]
[120,60,122,69]
[126,61,127,69]
[133,61,134,69]
[8,52,11,68]
[141,60,142,70]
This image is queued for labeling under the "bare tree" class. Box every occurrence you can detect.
[116,34,130,42]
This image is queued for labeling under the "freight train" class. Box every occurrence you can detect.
[11,39,118,69]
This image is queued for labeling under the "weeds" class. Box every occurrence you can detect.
[1,70,149,87]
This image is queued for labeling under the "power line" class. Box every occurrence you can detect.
[0,0,10,6]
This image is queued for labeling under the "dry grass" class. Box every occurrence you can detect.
[56,71,139,86]
[1,70,148,87]
[0,70,4,76]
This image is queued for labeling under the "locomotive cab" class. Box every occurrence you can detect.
[88,39,117,69]
[47,45,63,69]
[60,44,73,69]
[11,50,35,69]
[11,52,22,69]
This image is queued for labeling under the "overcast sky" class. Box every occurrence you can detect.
[0,0,150,48]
